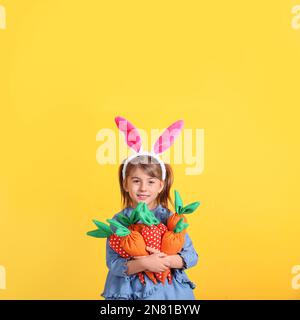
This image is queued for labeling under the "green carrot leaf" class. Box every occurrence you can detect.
[86,229,112,238]
[138,203,154,226]
[92,220,112,234]
[106,219,130,237]
[151,215,160,225]
[116,214,131,227]
[143,203,160,225]
[138,209,153,226]
[181,201,201,214]
[130,202,144,224]
[174,190,183,214]
[174,218,189,233]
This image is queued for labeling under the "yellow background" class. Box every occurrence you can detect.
[1,0,300,299]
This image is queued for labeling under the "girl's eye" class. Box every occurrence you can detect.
[149,181,155,184]
[133,180,140,183]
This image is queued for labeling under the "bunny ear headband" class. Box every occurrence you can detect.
[115,116,184,181]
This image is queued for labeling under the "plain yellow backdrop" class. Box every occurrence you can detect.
[1,0,300,299]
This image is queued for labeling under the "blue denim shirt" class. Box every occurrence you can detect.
[101,204,199,300]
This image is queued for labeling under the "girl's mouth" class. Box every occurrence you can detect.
[137,194,150,200]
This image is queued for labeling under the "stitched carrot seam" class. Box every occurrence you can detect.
[167,190,201,232]
[87,219,146,285]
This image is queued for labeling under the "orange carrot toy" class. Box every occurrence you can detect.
[160,218,189,284]
[167,190,200,232]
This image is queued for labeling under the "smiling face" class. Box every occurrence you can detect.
[123,167,164,210]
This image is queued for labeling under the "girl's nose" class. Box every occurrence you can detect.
[140,182,147,191]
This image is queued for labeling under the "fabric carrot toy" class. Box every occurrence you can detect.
[107,219,158,285]
[138,203,171,284]
[161,218,189,254]
[160,218,189,284]
[87,219,148,285]
[167,190,200,232]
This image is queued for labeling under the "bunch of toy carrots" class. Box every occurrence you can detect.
[87,191,200,286]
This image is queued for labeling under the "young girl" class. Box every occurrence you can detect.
[101,154,199,300]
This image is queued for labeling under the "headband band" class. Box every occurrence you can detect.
[122,151,166,181]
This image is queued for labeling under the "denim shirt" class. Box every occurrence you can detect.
[101,204,199,300]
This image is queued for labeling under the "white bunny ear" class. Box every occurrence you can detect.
[115,116,142,153]
[152,120,184,154]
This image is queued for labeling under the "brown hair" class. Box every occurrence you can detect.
[118,155,174,210]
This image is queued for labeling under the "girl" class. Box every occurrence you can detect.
[101,117,199,300]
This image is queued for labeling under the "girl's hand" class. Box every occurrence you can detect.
[142,252,171,273]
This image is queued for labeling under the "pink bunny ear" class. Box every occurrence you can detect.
[115,116,142,153]
[153,120,184,154]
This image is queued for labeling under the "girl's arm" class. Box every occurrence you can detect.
[105,239,132,279]
[146,247,185,269]
[126,252,171,275]
[125,259,146,275]
[166,254,185,269]
[176,232,199,269]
